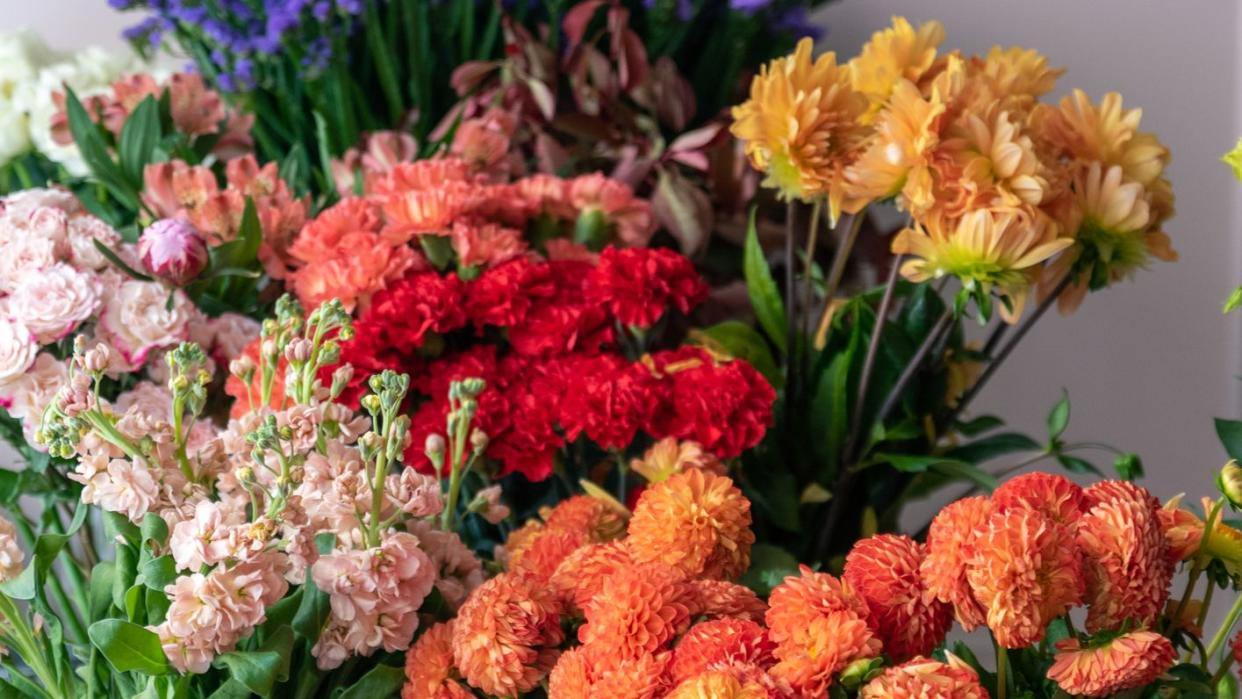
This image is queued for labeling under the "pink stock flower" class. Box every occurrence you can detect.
[75,456,160,523]
[169,500,241,571]
[138,218,209,286]
[0,515,25,582]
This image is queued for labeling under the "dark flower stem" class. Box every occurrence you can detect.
[843,254,904,463]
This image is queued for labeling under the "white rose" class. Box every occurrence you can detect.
[0,30,61,98]
[5,262,100,342]
[0,316,36,386]
[66,214,122,270]
[0,96,30,165]
[0,236,59,291]
[0,188,79,223]
[99,279,190,366]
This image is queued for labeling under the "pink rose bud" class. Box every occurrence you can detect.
[138,218,208,286]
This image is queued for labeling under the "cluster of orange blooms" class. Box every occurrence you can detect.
[731,16,1175,320]
[400,458,1242,698]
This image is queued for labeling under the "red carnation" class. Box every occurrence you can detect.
[463,256,555,330]
[558,354,658,450]
[586,247,709,327]
[363,270,469,348]
[643,347,775,458]
[508,260,613,357]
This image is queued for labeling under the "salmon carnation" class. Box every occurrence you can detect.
[921,495,991,630]
[578,563,695,664]
[689,579,768,623]
[451,572,564,697]
[1077,484,1172,632]
[992,471,1088,527]
[550,541,634,614]
[627,469,755,580]
[630,438,727,483]
[965,507,1084,648]
[843,534,952,661]
[859,657,987,698]
[765,566,882,695]
[666,671,776,699]
[669,619,775,684]
[402,622,472,699]
[548,647,671,699]
[1047,630,1176,697]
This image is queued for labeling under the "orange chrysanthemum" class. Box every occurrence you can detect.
[665,671,776,699]
[578,563,695,664]
[921,495,991,630]
[859,656,987,698]
[402,622,472,699]
[730,37,870,213]
[993,472,1088,527]
[845,79,945,215]
[451,572,564,697]
[765,566,882,695]
[496,518,545,568]
[627,469,755,581]
[1046,630,1176,697]
[844,534,952,661]
[630,438,727,484]
[689,579,769,623]
[547,647,671,699]
[543,495,629,543]
[1077,491,1172,632]
[848,16,945,114]
[1157,496,1204,563]
[509,528,589,580]
[965,507,1084,648]
[669,619,775,684]
[550,541,635,614]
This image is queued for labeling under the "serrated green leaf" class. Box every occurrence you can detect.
[743,208,787,354]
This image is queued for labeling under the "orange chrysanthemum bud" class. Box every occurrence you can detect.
[550,541,634,614]
[689,579,769,623]
[965,507,1084,648]
[1157,496,1204,563]
[765,566,882,696]
[547,646,671,699]
[844,534,953,661]
[993,472,1087,527]
[669,619,775,684]
[859,656,987,698]
[922,496,991,630]
[401,622,472,699]
[578,563,695,664]
[627,469,755,581]
[451,572,564,697]
[1077,482,1172,632]
[1046,630,1176,697]
[630,437,727,484]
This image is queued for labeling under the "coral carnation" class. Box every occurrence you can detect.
[451,572,564,697]
[843,534,952,661]
[1047,630,1176,697]
[627,469,755,580]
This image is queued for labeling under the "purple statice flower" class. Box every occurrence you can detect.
[773,7,823,42]
[729,0,774,14]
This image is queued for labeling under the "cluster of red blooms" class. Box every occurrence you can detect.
[278,156,773,482]
[400,440,990,698]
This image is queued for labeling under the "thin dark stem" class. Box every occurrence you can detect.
[801,200,824,337]
[872,307,954,432]
[784,200,798,397]
[981,320,1010,357]
[813,208,867,344]
[942,276,1071,430]
[843,254,904,463]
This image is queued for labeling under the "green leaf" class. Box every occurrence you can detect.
[873,453,970,474]
[93,239,153,281]
[1047,391,1070,440]
[692,321,782,389]
[138,555,177,592]
[65,88,139,212]
[0,509,86,599]
[337,664,406,699]
[89,560,116,621]
[1056,454,1101,476]
[948,432,1041,464]
[88,619,169,675]
[293,579,331,641]
[364,0,405,123]
[206,679,254,699]
[738,543,799,597]
[955,415,1003,437]
[929,460,999,492]
[140,512,168,547]
[213,627,293,698]
[118,96,162,185]
[1216,418,1242,462]
[210,197,262,270]
[1114,452,1144,481]
[742,208,787,354]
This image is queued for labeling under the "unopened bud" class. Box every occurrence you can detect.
[1219,461,1242,509]
[81,343,113,373]
[360,394,381,415]
[469,428,489,454]
[838,657,884,689]
[261,339,279,361]
[138,218,208,286]
[284,338,313,364]
[459,378,486,398]
[425,433,446,457]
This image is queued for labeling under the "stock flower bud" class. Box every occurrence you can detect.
[80,343,113,374]
[229,356,256,379]
[1220,461,1242,509]
[469,428,489,454]
[425,433,446,457]
[284,338,313,364]
[138,218,209,286]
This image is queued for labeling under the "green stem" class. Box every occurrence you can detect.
[995,641,1008,699]
[1169,497,1225,636]
[0,595,65,699]
[1205,590,1242,661]
[440,409,471,532]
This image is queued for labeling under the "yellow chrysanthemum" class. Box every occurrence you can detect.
[978,46,1063,115]
[945,108,1050,211]
[1031,90,1145,170]
[730,38,870,214]
[1047,631,1176,697]
[859,656,988,698]
[892,208,1072,322]
[849,16,946,116]
[665,671,774,699]
[965,507,1084,648]
[627,469,755,581]
[765,566,882,696]
[630,437,727,484]
[845,79,946,215]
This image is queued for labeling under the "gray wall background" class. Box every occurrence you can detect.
[5,0,1242,506]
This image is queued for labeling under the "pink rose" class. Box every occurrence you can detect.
[99,279,191,365]
[138,218,208,286]
[0,236,60,291]
[0,317,37,386]
[66,215,123,270]
[5,263,100,342]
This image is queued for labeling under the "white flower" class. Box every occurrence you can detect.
[0,30,61,97]
[0,96,30,165]
[98,279,190,365]
[4,262,100,342]
[0,316,36,386]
